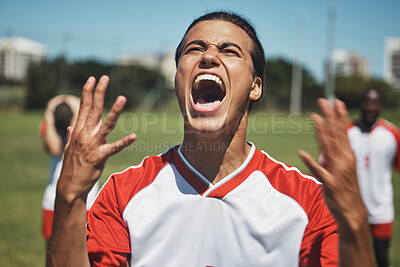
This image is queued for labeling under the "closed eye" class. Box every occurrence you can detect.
[188,47,202,52]
[184,46,204,55]
[183,40,208,55]
[221,49,239,56]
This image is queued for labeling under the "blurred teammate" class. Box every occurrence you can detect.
[347,88,400,267]
[40,95,99,245]
[47,11,373,266]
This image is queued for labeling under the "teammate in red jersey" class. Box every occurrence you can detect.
[347,88,400,267]
[47,11,373,266]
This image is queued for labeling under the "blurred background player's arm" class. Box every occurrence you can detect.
[63,94,80,126]
[42,96,65,155]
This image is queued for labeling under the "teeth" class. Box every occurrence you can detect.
[194,74,224,91]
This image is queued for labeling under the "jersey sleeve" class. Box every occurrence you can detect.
[86,175,131,266]
[85,154,168,266]
[391,126,400,172]
[319,203,339,266]
[299,186,339,267]
[383,120,400,172]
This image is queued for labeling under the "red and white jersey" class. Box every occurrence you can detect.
[348,119,400,224]
[87,144,338,266]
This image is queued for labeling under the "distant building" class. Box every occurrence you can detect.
[384,37,400,89]
[116,51,175,88]
[327,49,369,78]
[0,36,46,81]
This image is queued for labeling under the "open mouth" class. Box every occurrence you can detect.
[191,74,226,112]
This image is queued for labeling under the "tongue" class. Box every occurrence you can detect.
[195,92,222,110]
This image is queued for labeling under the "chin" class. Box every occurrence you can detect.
[187,111,245,138]
[187,116,226,134]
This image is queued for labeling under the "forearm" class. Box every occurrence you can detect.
[64,95,81,126]
[338,210,374,267]
[46,177,91,267]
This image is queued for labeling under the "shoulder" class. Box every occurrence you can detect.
[258,149,321,186]
[112,150,171,182]
[97,146,177,211]
[256,149,335,235]
[257,149,323,207]
[377,119,400,140]
[347,121,357,130]
[347,121,360,135]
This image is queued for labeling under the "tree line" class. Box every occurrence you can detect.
[263,58,399,110]
[24,56,399,111]
[25,57,171,110]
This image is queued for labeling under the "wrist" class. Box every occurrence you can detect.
[338,207,374,267]
[56,174,89,206]
[337,205,369,242]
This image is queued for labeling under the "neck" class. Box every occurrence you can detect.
[360,117,378,131]
[180,112,251,184]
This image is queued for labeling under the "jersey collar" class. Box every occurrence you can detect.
[172,142,261,198]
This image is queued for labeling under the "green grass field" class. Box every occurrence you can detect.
[0,108,399,266]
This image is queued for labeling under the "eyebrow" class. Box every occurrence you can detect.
[184,40,243,53]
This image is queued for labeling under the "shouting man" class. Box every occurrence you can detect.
[47,11,373,266]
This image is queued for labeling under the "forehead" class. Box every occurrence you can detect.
[183,20,252,51]
[363,90,380,101]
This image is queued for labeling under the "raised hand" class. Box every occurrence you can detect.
[47,75,136,267]
[299,98,373,267]
[58,75,137,200]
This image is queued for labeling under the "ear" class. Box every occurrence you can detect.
[249,76,262,101]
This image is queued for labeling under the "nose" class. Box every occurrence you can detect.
[200,46,220,68]
[367,101,376,109]
[366,100,379,110]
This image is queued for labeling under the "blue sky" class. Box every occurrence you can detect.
[1,0,399,82]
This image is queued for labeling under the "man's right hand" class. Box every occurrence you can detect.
[58,75,137,201]
[46,75,136,267]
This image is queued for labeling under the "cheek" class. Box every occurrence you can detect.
[230,69,254,98]
[174,67,185,93]
[228,59,254,82]
[175,58,192,87]
[174,68,190,108]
